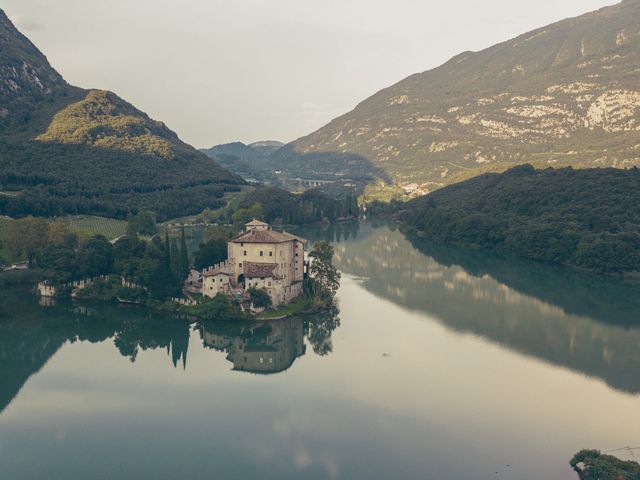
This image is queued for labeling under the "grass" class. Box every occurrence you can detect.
[258,296,311,319]
[62,215,127,240]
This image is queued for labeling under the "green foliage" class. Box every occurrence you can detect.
[305,307,341,356]
[571,450,640,480]
[0,14,243,220]
[179,228,189,276]
[238,187,358,225]
[74,276,148,303]
[127,210,157,236]
[186,294,247,322]
[3,216,49,265]
[32,218,186,299]
[248,287,272,309]
[393,166,640,277]
[74,235,114,278]
[232,202,264,225]
[193,238,227,270]
[307,241,341,310]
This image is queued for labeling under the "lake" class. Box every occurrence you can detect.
[1,222,639,479]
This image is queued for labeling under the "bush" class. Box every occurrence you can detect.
[248,287,272,309]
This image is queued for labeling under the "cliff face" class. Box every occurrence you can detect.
[277,0,640,192]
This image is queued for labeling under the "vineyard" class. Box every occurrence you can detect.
[63,216,127,241]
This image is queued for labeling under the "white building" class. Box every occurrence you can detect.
[202,220,307,307]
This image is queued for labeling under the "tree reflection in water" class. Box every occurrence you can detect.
[0,287,342,414]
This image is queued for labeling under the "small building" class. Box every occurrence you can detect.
[202,269,232,297]
[184,269,203,293]
[201,220,307,307]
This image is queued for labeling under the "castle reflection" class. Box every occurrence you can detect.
[199,317,306,375]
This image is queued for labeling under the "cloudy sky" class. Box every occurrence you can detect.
[2,0,616,147]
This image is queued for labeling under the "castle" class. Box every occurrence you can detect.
[200,220,307,307]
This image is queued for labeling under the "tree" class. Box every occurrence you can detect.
[170,237,182,281]
[307,241,341,310]
[39,243,77,283]
[48,219,78,248]
[136,210,158,236]
[232,202,264,225]
[193,239,228,270]
[75,235,114,278]
[126,210,157,237]
[4,216,49,265]
[306,308,341,356]
[248,287,272,309]
[193,294,246,322]
[179,228,189,276]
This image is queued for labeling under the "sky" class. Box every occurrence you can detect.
[1,0,618,148]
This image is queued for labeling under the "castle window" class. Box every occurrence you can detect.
[260,251,263,256]
[269,251,273,256]
[241,243,244,247]
[239,263,242,268]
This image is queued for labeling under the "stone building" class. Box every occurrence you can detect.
[201,220,307,307]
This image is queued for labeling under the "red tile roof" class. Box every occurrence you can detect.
[231,229,306,245]
[244,262,278,278]
[203,270,230,278]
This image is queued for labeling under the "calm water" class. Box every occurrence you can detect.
[1,223,640,480]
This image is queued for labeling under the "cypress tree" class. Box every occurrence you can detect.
[170,237,181,281]
[180,228,189,276]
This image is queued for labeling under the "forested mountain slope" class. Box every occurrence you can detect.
[0,10,242,220]
[386,165,640,276]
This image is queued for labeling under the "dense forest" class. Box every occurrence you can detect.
[375,165,640,277]
[0,91,244,220]
[238,187,359,225]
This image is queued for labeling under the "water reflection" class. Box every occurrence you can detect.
[199,318,306,374]
[304,223,640,395]
[0,288,340,414]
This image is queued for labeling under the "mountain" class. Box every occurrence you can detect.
[201,140,284,182]
[386,165,640,277]
[274,0,640,194]
[0,9,242,220]
[248,140,284,156]
[201,141,266,162]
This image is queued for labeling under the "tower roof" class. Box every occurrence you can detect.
[231,229,306,245]
[245,219,269,227]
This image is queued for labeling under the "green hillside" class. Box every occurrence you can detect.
[385,165,640,277]
[0,9,242,220]
[274,0,640,194]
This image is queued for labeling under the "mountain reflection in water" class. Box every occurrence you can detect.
[298,222,640,395]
